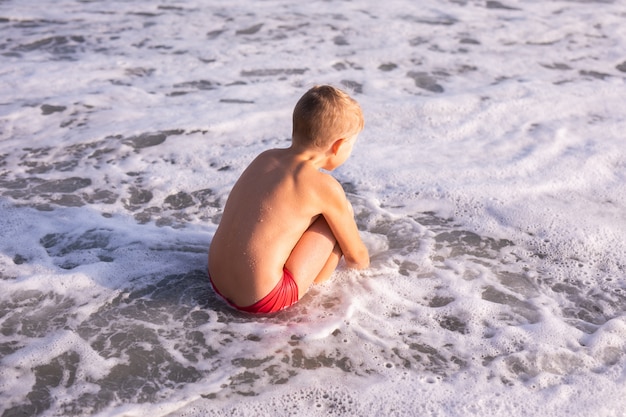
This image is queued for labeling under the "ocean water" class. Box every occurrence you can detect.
[1,0,625,416]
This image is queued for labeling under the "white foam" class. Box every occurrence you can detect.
[1,0,625,415]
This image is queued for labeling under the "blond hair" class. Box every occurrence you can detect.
[292,85,364,148]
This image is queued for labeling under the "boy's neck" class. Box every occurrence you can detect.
[288,143,334,170]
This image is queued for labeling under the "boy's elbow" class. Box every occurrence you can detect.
[346,247,369,270]
[355,258,370,270]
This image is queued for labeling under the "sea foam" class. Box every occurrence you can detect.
[1,0,625,416]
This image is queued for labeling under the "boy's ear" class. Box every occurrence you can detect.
[330,138,345,155]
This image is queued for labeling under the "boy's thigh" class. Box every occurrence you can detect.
[285,216,337,294]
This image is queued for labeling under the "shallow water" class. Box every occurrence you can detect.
[1,1,626,416]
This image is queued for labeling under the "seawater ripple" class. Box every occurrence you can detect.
[1,0,625,416]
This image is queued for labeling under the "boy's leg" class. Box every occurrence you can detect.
[314,243,342,284]
[285,215,342,299]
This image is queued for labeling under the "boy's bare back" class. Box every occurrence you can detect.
[208,86,369,312]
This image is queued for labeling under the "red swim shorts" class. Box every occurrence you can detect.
[209,268,299,314]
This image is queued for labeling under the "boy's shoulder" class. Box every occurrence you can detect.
[245,148,284,173]
[253,148,344,195]
[298,165,346,203]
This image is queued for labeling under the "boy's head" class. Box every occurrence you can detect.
[292,85,364,149]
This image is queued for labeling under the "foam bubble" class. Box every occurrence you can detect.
[1,0,625,415]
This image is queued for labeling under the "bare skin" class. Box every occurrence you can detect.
[208,135,369,307]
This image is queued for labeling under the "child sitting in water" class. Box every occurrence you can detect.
[208,85,370,314]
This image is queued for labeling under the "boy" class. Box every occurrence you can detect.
[208,85,370,314]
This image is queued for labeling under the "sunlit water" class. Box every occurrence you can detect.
[1,1,625,416]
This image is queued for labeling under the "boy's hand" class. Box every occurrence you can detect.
[346,254,370,270]
[344,200,369,269]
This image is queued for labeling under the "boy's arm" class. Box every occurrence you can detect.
[318,178,369,269]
